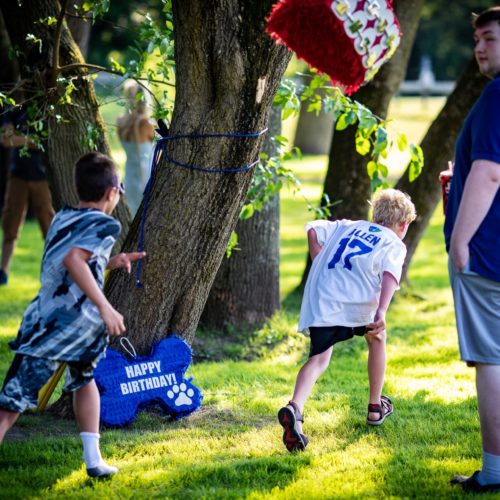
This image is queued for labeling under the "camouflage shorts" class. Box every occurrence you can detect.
[0,354,95,413]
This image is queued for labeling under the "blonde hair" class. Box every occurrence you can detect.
[123,79,151,113]
[371,188,416,227]
[118,79,153,142]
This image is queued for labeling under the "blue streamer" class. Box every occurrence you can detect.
[134,127,268,287]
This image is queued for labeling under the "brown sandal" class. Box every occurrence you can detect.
[366,395,393,426]
[277,401,309,452]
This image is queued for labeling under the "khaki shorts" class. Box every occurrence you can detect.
[449,258,500,365]
[2,174,54,242]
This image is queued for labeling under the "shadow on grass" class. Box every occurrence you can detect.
[165,454,311,499]
[0,382,482,499]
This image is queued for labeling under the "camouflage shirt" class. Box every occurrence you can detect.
[10,207,121,362]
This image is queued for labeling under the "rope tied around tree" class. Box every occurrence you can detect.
[135,121,268,287]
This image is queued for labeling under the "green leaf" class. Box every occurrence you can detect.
[336,113,349,131]
[370,175,384,191]
[240,204,254,220]
[355,137,370,156]
[367,160,377,178]
[409,159,423,182]
[226,231,240,258]
[410,143,424,163]
[397,133,408,152]
[378,162,389,178]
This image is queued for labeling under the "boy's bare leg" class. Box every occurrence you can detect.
[365,331,386,421]
[0,409,20,443]
[73,380,117,477]
[290,347,333,433]
[73,380,100,433]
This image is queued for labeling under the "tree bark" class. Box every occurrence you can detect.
[299,0,424,288]
[0,0,130,245]
[0,10,19,212]
[106,1,291,353]
[200,106,281,331]
[395,58,488,279]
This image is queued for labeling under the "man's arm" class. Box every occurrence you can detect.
[366,271,398,335]
[63,247,126,336]
[450,159,500,271]
[307,228,322,260]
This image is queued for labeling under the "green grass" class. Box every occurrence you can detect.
[0,98,491,499]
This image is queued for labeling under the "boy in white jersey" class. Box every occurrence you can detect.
[278,189,416,452]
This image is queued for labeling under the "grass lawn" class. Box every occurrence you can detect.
[0,97,487,499]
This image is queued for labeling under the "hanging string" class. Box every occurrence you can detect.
[120,337,138,358]
[134,125,268,287]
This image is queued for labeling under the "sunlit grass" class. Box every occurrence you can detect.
[0,97,484,499]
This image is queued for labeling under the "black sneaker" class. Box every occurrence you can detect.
[87,463,118,478]
[451,471,500,492]
[277,401,309,452]
[0,270,7,286]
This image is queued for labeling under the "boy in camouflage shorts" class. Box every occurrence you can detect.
[0,152,145,478]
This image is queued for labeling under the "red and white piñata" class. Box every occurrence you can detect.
[267,0,401,94]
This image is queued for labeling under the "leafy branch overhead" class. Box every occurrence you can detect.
[0,0,423,229]
[274,73,424,192]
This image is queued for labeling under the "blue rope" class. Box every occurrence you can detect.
[134,127,268,287]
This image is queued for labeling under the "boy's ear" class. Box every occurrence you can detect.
[104,186,116,202]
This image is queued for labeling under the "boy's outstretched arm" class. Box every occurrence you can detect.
[107,251,146,274]
[366,271,399,336]
[307,229,322,260]
[63,248,126,336]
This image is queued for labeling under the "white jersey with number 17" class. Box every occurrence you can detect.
[298,219,406,334]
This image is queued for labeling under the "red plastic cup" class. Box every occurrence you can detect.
[439,163,453,214]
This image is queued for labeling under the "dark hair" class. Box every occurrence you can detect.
[74,152,118,202]
[473,7,500,28]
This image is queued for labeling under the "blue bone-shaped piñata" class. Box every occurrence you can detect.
[94,336,203,427]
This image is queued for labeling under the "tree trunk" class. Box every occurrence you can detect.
[200,106,281,331]
[299,0,423,288]
[294,82,335,155]
[106,1,291,353]
[0,0,130,245]
[395,58,488,279]
[324,0,423,220]
[0,10,19,212]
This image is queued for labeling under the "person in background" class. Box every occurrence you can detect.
[446,6,500,494]
[116,79,155,215]
[0,106,55,285]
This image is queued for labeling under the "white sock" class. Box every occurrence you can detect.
[80,432,103,469]
[478,450,500,485]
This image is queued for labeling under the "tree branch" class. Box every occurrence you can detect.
[51,0,69,87]
[57,63,175,88]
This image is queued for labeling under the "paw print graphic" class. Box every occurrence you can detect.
[167,383,195,406]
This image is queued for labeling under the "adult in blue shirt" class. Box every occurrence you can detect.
[446,7,500,494]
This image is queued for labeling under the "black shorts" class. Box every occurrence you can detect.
[309,325,368,357]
